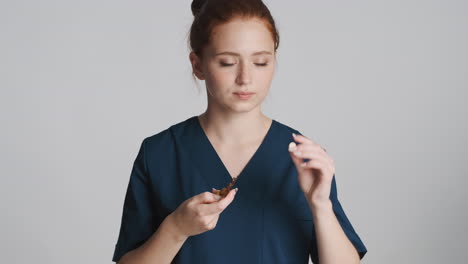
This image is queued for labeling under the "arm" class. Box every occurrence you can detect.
[289,133,365,263]
[310,201,360,264]
[117,213,187,264]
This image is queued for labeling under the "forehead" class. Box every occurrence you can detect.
[207,17,275,56]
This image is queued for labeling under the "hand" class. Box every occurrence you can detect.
[168,189,237,238]
[288,133,335,206]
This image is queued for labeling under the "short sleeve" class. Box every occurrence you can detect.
[309,174,368,263]
[112,138,160,262]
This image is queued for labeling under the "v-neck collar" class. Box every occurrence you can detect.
[192,115,276,186]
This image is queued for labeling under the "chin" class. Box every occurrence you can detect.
[227,102,260,113]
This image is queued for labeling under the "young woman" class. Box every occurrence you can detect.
[112,0,367,263]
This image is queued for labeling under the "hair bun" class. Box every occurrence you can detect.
[191,0,208,16]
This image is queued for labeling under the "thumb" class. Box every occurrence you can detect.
[201,188,237,215]
[196,191,222,204]
[288,142,304,167]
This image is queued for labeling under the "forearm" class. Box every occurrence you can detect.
[310,200,360,264]
[118,213,188,264]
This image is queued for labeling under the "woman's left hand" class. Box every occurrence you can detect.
[288,133,335,207]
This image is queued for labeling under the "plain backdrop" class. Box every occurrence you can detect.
[1,0,467,263]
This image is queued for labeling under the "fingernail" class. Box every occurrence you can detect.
[235,188,238,193]
[292,133,297,138]
[288,142,297,151]
[294,151,302,156]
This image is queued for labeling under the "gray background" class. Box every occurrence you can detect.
[1,0,466,263]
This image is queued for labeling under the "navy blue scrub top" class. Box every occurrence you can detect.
[112,115,368,263]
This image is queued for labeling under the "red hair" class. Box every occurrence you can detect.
[188,0,280,59]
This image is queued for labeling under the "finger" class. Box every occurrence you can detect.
[291,145,333,164]
[288,142,304,167]
[300,159,334,175]
[211,188,221,196]
[289,141,322,165]
[199,190,235,216]
[292,137,325,153]
[292,133,315,144]
[195,191,222,204]
[288,141,298,152]
[200,188,237,215]
[295,143,328,155]
[293,151,330,166]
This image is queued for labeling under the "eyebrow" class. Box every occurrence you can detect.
[214,51,273,57]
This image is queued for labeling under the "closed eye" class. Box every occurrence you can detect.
[219,62,268,67]
[220,62,235,67]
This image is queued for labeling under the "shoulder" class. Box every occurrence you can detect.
[266,118,306,151]
[273,118,303,136]
[141,116,195,151]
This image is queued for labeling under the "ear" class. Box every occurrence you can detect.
[189,51,205,80]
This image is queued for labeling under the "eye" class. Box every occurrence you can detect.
[219,62,268,67]
[220,62,235,67]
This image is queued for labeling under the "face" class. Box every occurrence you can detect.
[190,17,276,113]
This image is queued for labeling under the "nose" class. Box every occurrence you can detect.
[235,61,252,85]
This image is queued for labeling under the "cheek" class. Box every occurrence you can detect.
[256,70,274,92]
[205,65,274,93]
[206,69,234,86]
[204,72,234,98]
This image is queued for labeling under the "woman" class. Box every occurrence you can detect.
[112,0,368,263]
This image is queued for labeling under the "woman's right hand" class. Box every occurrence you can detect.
[167,188,238,239]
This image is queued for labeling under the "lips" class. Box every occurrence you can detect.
[233,92,254,100]
[234,92,254,95]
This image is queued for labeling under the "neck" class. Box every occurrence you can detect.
[197,108,272,145]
